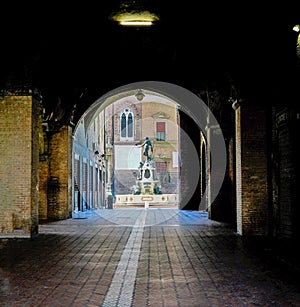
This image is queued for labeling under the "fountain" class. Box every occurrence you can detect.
[115,137,178,207]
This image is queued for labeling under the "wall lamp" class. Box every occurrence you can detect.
[95,151,106,163]
[228,97,240,110]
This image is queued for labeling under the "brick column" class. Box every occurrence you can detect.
[274,108,299,238]
[47,125,72,220]
[235,105,270,236]
[0,92,40,238]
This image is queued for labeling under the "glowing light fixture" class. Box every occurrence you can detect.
[110,1,159,27]
[293,24,300,32]
[119,20,153,27]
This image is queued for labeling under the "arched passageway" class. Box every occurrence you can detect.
[1,81,298,241]
[0,9,299,306]
[71,81,227,218]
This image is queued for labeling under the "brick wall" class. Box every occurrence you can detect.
[0,93,40,238]
[31,96,40,236]
[274,108,299,238]
[236,105,270,236]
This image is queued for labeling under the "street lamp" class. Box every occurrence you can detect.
[135,89,145,101]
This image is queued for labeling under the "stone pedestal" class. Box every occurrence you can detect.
[115,193,179,206]
[133,159,162,195]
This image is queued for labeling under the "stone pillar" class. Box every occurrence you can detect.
[0,91,40,238]
[235,104,270,236]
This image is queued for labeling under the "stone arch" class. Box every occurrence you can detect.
[72,81,226,213]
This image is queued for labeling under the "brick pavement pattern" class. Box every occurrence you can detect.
[0,208,300,306]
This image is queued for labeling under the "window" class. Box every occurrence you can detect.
[120,109,134,140]
[156,122,166,141]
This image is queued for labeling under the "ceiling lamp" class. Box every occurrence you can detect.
[110,0,159,27]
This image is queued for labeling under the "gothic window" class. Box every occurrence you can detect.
[128,113,133,137]
[121,113,126,137]
[120,108,134,141]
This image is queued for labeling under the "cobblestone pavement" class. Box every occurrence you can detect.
[1,209,300,306]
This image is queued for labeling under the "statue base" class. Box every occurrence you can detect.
[114,193,179,207]
[115,151,179,207]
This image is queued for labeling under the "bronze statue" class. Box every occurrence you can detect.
[135,137,153,161]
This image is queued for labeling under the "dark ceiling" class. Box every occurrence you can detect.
[1,1,299,118]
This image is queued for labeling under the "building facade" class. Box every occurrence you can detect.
[104,92,180,202]
[72,110,106,213]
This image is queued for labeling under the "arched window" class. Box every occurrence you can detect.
[120,108,134,141]
[128,113,133,137]
[121,113,126,137]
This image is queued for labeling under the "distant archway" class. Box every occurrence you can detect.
[72,81,226,217]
